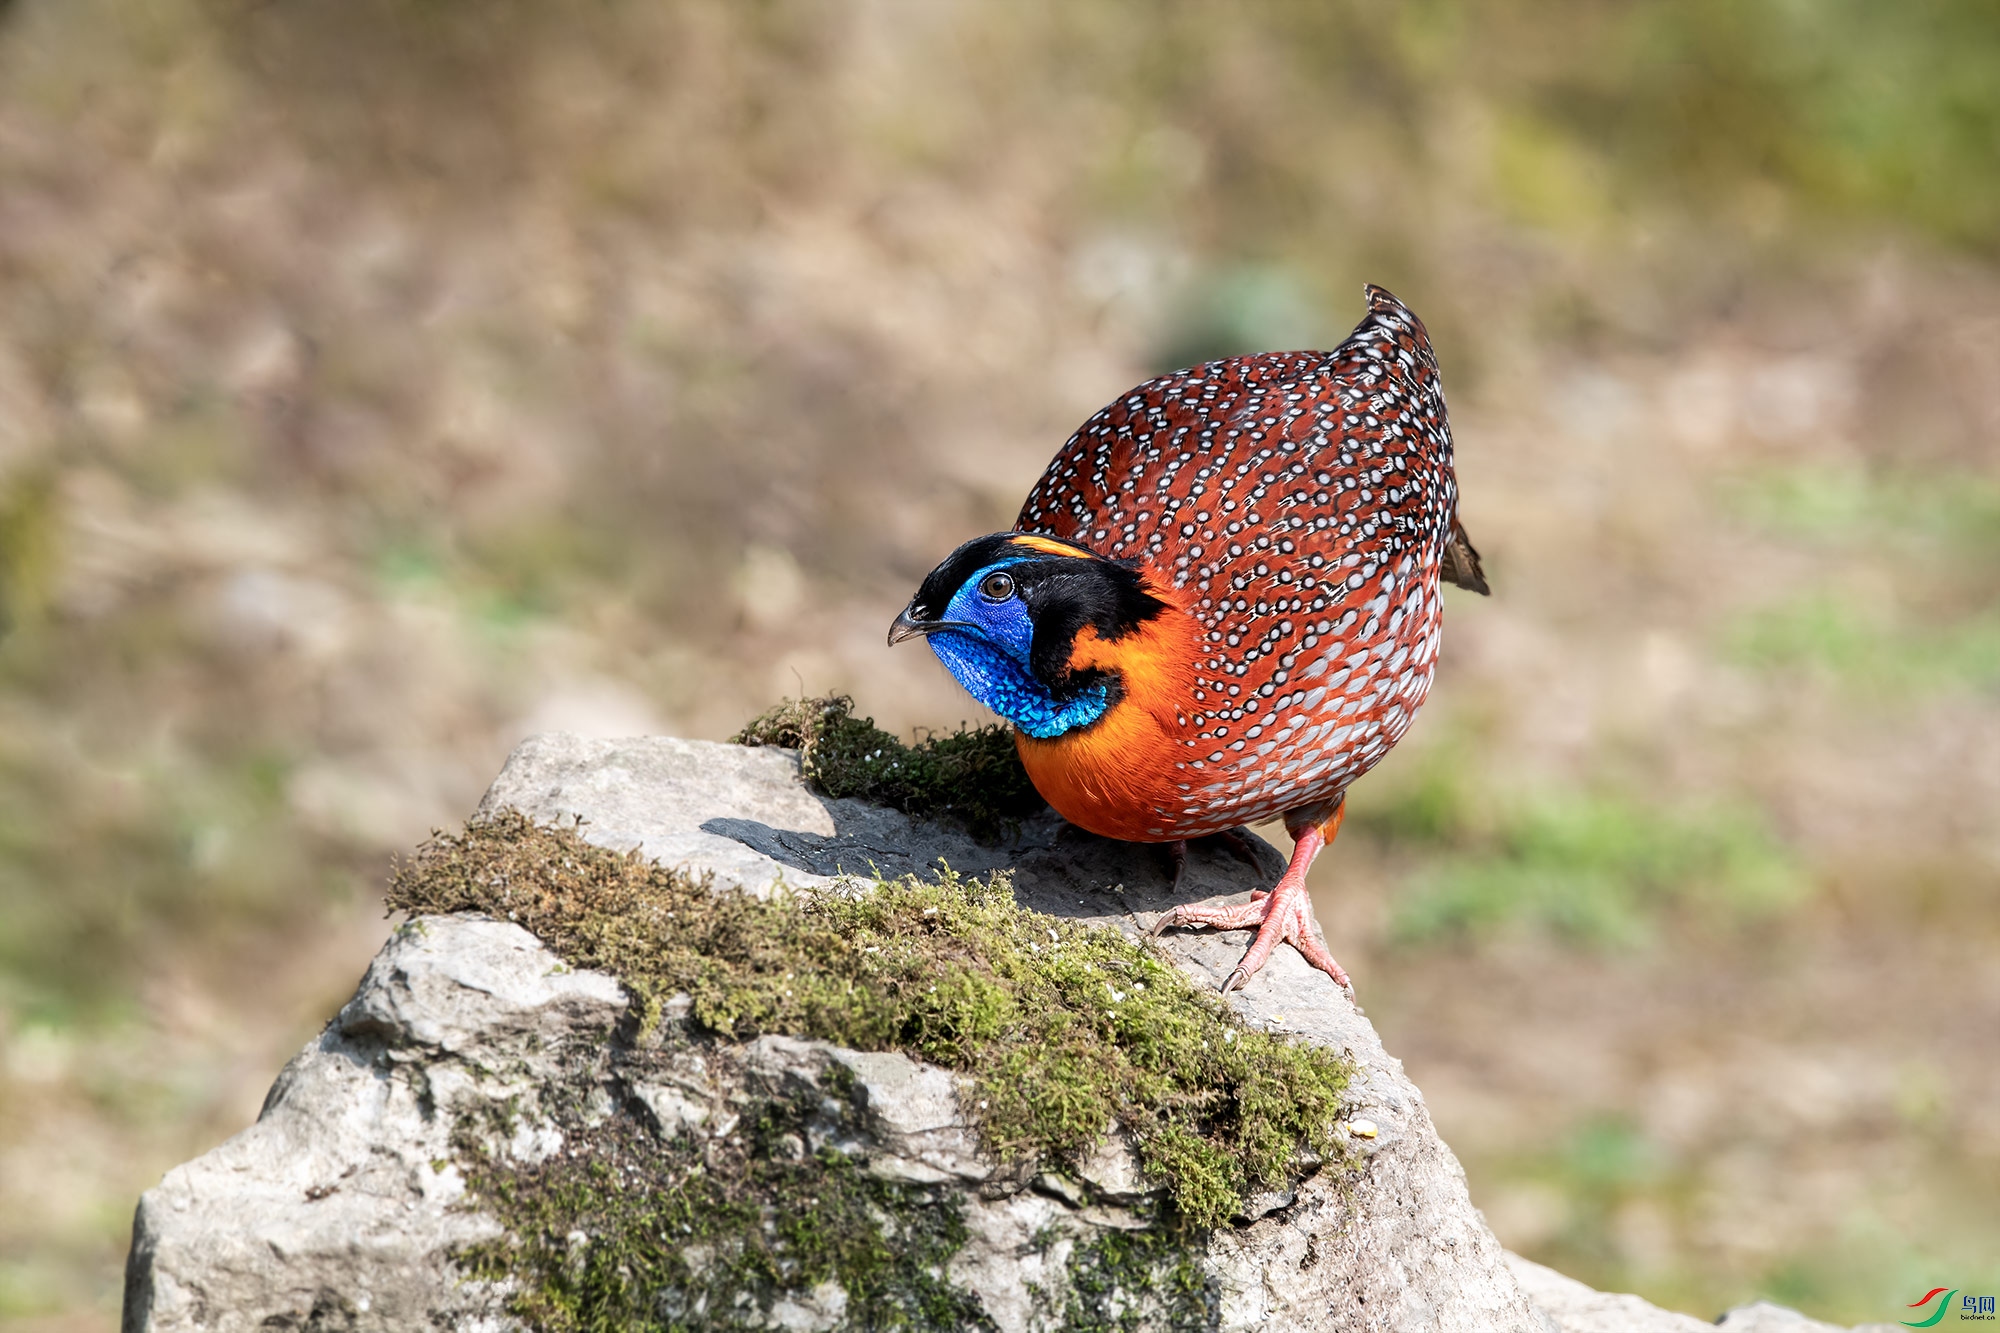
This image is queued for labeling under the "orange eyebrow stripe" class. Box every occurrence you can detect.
[1008,533,1092,558]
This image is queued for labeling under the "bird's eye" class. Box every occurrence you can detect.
[978,571,1016,601]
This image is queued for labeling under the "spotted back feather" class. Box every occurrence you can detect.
[1015,285,1480,834]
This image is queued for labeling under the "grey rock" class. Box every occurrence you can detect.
[122,916,626,1332]
[1074,1125,1153,1204]
[631,1078,712,1139]
[1507,1256,1906,1333]
[125,733,1879,1332]
[1508,1255,1714,1333]
[1714,1302,1901,1333]
[826,1047,992,1185]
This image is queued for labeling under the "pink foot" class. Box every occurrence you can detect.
[1149,813,1352,994]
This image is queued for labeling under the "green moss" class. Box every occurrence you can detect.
[1052,1227,1220,1333]
[733,695,1044,843]
[453,1076,993,1332]
[387,811,1352,1232]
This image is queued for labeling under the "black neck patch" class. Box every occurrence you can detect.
[906,532,1170,698]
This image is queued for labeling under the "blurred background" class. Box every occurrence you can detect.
[0,0,1996,1327]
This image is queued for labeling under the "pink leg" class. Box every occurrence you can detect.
[1150,802,1352,994]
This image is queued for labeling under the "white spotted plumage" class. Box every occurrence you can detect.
[1016,285,1468,837]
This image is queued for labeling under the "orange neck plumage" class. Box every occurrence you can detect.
[1014,576,1202,843]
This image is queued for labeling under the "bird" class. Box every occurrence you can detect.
[889,285,1487,993]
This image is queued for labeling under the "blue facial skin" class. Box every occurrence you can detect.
[925,559,1111,740]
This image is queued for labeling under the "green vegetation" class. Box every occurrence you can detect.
[735,695,1045,843]
[1728,594,2000,699]
[1352,761,1803,947]
[1723,465,2000,554]
[1496,1115,1675,1287]
[1722,465,2000,701]
[1399,794,1801,946]
[1537,0,2000,250]
[0,730,356,1027]
[1492,1109,2000,1325]
[387,811,1352,1232]
[0,468,59,637]
[453,1079,995,1332]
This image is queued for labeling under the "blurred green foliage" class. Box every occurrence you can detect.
[1385,788,1804,947]
[1154,265,1330,372]
[0,470,57,636]
[1559,0,2000,249]
[1350,739,1804,948]
[1729,595,2000,698]
[0,723,360,1027]
[1501,1115,1687,1299]
[1725,465,2000,556]
[1502,1112,2000,1323]
[1725,466,2000,698]
[1065,0,2000,303]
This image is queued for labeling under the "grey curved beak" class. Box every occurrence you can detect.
[887,605,930,646]
[887,606,976,646]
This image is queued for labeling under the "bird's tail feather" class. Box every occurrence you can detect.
[1441,520,1490,595]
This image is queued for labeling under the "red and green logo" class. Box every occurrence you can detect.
[1904,1289,1959,1328]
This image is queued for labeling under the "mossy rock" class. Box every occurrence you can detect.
[124,729,1570,1333]
[389,811,1353,1236]
[735,695,1045,843]
[374,704,1364,1326]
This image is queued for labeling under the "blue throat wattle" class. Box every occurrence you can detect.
[926,629,1110,739]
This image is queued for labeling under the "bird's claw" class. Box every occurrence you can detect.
[1156,878,1352,995]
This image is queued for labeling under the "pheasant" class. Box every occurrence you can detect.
[890,286,1487,993]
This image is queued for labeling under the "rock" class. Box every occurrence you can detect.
[124,734,1880,1332]
[1508,1256,1712,1333]
[121,916,626,1331]
[1714,1303,1901,1333]
[1507,1257,1904,1333]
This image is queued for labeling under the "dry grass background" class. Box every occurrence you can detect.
[0,1,1996,1327]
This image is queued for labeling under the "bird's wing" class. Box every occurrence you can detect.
[1017,286,1467,630]
[1015,285,1472,821]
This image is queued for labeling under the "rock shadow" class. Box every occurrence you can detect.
[700,795,1287,929]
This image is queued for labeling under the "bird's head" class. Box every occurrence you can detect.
[889,532,1171,739]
